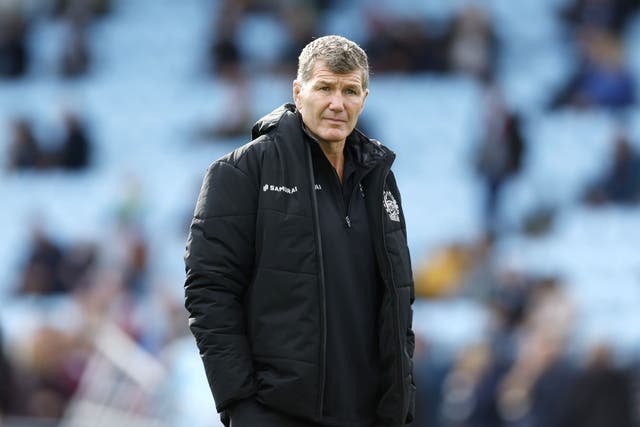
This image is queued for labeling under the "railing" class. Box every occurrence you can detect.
[59,323,169,427]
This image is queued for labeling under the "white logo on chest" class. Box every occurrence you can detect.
[383,190,400,222]
[263,184,298,194]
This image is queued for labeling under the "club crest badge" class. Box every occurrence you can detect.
[383,190,400,222]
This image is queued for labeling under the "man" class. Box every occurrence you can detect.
[185,35,415,427]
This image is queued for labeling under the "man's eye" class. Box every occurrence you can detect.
[345,89,357,95]
[319,86,330,91]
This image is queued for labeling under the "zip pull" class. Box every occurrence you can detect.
[359,183,365,198]
[345,216,352,228]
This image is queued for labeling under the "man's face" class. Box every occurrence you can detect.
[293,61,368,147]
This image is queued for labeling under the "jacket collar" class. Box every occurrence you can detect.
[251,103,394,168]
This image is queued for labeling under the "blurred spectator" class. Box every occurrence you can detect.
[18,221,99,295]
[475,81,525,235]
[19,326,87,419]
[54,0,113,78]
[446,276,576,427]
[496,332,571,427]
[0,329,21,415]
[552,29,635,109]
[206,0,244,76]
[446,4,497,81]
[440,342,497,427]
[562,0,638,36]
[488,270,534,365]
[364,15,449,73]
[460,233,500,301]
[521,204,556,237]
[412,335,448,427]
[0,7,29,78]
[525,277,576,343]
[561,344,635,427]
[18,226,66,295]
[0,339,9,413]
[277,2,320,75]
[52,0,113,19]
[209,35,242,77]
[56,110,92,170]
[195,71,253,141]
[108,175,150,296]
[414,241,472,298]
[529,356,576,427]
[114,173,146,225]
[120,222,149,296]
[58,242,98,292]
[584,131,640,205]
[60,16,91,78]
[497,278,576,426]
[7,117,42,170]
[198,1,253,140]
[7,112,93,172]
[414,233,501,299]
[361,4,498,78]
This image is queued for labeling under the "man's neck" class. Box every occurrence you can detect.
[299,118,347,182]
[318,140,345,183]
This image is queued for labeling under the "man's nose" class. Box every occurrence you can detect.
[328,92,345,110]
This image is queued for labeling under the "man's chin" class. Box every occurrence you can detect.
[318,130,349,144]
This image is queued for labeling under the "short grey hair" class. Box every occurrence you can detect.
[297,35,369,90]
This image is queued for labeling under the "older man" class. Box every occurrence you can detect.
[185,35,415,427]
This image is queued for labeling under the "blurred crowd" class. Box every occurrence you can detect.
[8,110,92,172]
[0,0,109,80]
[2,0,640,426]
[2,0,103,174]
[0,176,186,421]
[413,234,639,427]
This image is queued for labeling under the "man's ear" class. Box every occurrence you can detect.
[359,88,369,114]
[292,80,302,109]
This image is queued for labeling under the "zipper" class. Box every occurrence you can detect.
[305,143,327,417]
[344,178,368,229]
[329,166,354,229]
[332,167,371,230]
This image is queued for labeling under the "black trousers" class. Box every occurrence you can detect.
[228,398,331,427]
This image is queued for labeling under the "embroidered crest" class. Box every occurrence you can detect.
[383,190,400,222]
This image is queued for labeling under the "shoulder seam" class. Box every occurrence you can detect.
[216,157,251,180]
[215,133,275,179]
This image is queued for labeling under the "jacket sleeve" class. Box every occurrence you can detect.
[184,159,258,413]
[400,192,416,425]
[388,172,417,425]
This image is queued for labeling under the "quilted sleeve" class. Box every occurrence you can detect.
[184,160,258,412]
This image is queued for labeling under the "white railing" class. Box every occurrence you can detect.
[60,323,169,427]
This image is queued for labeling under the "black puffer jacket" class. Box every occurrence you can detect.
[184,104,415,426]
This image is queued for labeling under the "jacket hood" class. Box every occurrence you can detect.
[251,103,297,140]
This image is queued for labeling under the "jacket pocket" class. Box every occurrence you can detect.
[255,209,315,274]
[248,269,318,361]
